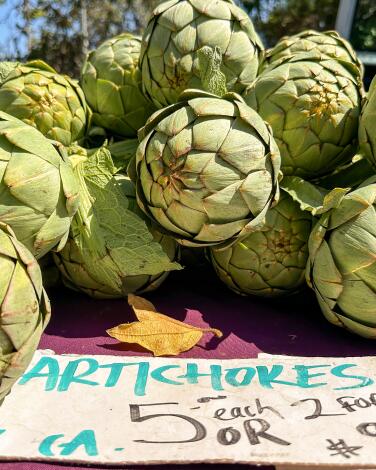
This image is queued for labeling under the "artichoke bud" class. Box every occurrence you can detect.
[210,191,314,297]
[306,181,376,338]
[243,52,363,180]
[133,89,281,248]
[81,33,156,138]
[359,75,376,170]
[262,30,363,81]
[140,0,264,107]
[0,60,89,146]
[0,112,80,259]
[0,223,50,402]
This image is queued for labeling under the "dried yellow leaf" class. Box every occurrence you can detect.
[128,294,157,313]
[106,294,223,356]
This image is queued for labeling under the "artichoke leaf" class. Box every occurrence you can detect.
[73,146,181,279]
[281,176,350,216]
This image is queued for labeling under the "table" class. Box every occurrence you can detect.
[3,266,375,469]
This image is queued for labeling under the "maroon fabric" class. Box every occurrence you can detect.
[4,267,376,469]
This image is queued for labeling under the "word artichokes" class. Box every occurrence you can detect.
[359,76,376,170]
[81,33,156,138]
[210,192,313,297]
[262,30,363,79]
[131,89,281,247]
[0,223,51,402]
[140,0,264,108]
[243,52,363,180]
[0,60,88,146]
[0,112,80,258]
[54,146,180,299]
[306,180,376,338]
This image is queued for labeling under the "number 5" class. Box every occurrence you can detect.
[129,402,207,443]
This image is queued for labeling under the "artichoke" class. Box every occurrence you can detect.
[0,112,80,259]
[81,33,156,138]
[243,52,363,180]
[306,180,376,338]
[0,60,88,146]
[210,191,313,297]
[54,146,181,299]
[0,223,51,402]
[359,75,376,170]
[140,0,264,108]
[131,89,281,248]
[262,30,363,79]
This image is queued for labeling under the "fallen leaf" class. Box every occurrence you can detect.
[106,294,223,356]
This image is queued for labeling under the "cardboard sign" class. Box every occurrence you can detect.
[1,350,376,466]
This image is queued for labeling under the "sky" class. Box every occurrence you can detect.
[0,0,27,59]
[0,0,271,60]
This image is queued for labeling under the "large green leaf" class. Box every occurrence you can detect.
[72,146,181,289]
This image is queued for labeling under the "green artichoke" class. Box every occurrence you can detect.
[210,191,313,297]
[359,75,376,170]
[131,89,281,247]
[243,52,363,180]
[0,112,80,259]
[0,60,88,146]
[306,180,376,338]
[54,146,181,299]
[140,0,264,108]
[262,30,363,79]
[81,33,156,138]
[0,223,51,402]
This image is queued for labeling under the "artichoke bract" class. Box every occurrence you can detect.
[243,52,363,180]
[81,33,156,138]
[140,0,264,108]
[0,112,80,259]
[131,89,281,248]
[359,75,376,170]
[307,180,376,338]
[0,223,51,402]
[262,30,363,79]
[210,191,313,297]
[54,146,181,299]
[0,60,88,146]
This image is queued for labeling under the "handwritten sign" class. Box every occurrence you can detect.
[0,350,376,466]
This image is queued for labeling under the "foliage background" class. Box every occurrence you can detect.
[0,0,374,78]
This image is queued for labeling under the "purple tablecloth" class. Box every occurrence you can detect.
[3,267,375,469]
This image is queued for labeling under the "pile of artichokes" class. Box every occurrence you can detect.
[0,0,376,401]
